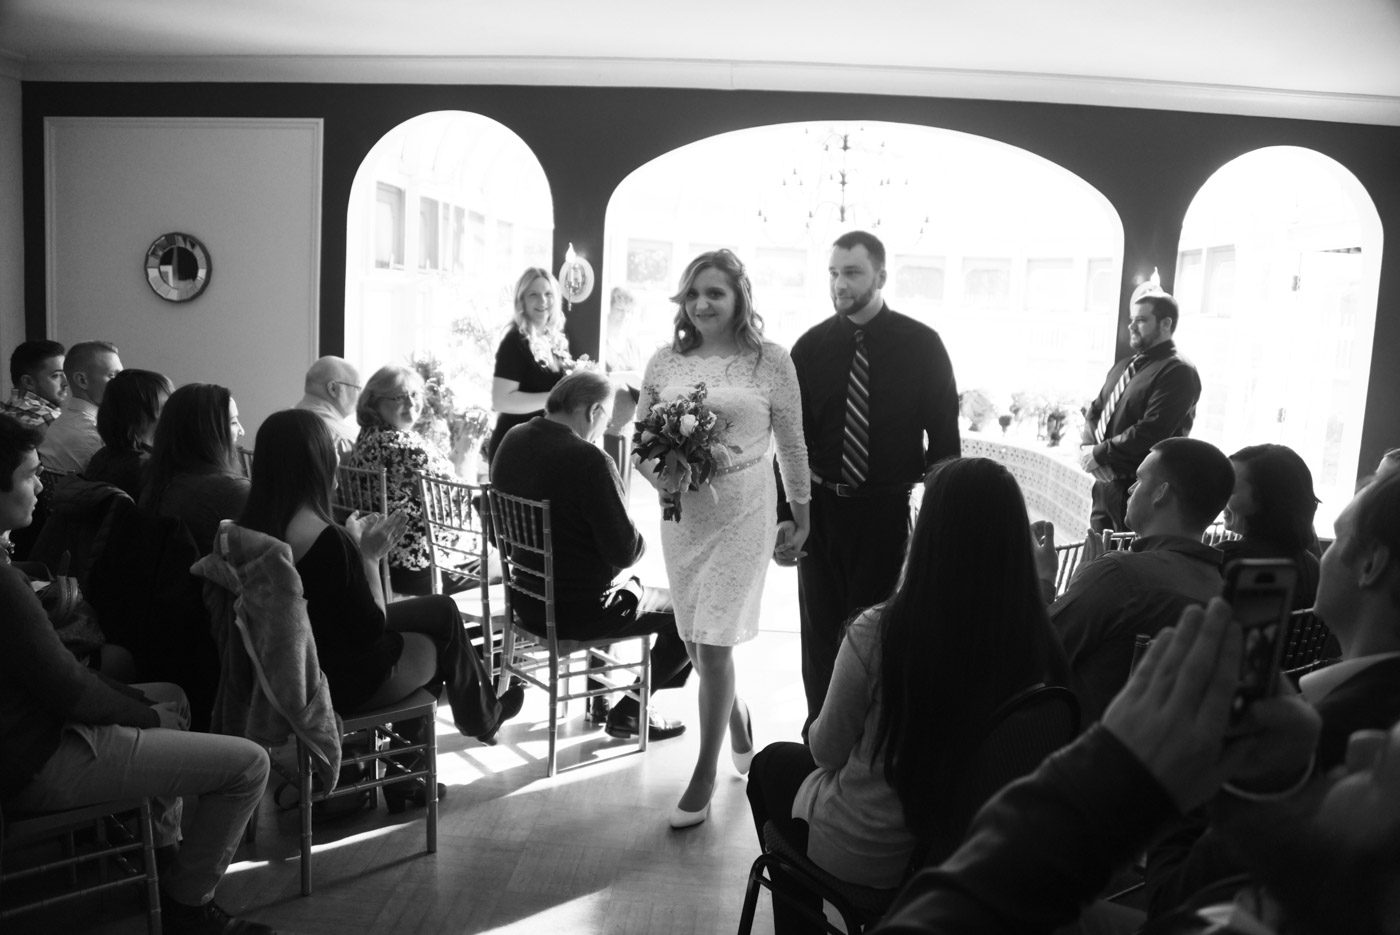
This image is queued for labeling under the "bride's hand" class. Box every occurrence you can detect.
[634,456,664,492]
[773,520,808,567]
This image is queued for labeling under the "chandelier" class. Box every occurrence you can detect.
[757,125,930,246]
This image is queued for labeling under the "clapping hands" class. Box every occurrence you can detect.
[345,509,410,562]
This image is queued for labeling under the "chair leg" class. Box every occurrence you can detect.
[139,799,162,935]
[736,856,766,935]
[638,642,651,754]
[298,739,313,897]
[497,624,518,696]
[424,712,438,855]
[547,653,561,778]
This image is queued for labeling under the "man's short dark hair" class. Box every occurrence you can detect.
[64,340,119,379]
[545,369,613,415]
[1151,437,1233,528]
[832,230,886,270]
[1135,293,1180,332]
[9,340,65,389]
[0,414,43,492]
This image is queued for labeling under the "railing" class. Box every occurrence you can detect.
[961,433,1093,534]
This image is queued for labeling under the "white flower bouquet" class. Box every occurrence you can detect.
[632,382,738,522]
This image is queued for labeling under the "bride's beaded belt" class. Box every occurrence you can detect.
[715,453,766,476]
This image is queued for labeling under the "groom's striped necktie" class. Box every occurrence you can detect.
[1094,354,1144,445]
[840,330,871,487]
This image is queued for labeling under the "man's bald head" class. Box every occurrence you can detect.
[304,356,361,418]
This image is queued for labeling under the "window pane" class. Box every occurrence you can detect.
[419,196,440,271]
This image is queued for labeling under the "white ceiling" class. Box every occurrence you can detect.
[3,0,1399,124]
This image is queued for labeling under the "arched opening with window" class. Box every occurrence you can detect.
[602,121,1123,425]
[1176,146,1383,530]
[344,111,553,419]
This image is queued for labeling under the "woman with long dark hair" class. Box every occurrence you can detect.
[140,382,247,555]
[745,458,1067,933]
[240,410,521,810]
[1222,443,1321,608]
[84,368,173,498]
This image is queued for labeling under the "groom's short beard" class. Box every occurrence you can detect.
[833,285,877,317]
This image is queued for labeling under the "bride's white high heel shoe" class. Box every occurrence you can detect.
[669,800,711,829]
[670,778,715,829]
[731,698,754,776]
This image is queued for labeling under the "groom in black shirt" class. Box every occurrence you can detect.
[778,230,961,728]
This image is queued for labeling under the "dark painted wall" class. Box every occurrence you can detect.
[21,82,1400,472]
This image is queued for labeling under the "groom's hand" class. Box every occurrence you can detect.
[773,520,806,566]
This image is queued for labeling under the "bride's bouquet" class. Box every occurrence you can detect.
[632,382,739,522]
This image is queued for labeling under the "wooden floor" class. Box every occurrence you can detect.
[18,490,808,935]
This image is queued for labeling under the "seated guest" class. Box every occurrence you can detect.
[0,414,275,935]
[491,369,691,740]
[140,383,249,556]
[1145,470,1400,914]
[1221,443,1321,608]
[239,411,521,807]
[293,355,361,458]
[345,365,459,596]
[1,339,66,429]
[1037,436,1233,725]
[746,458,1067,934]
[38,340,123,473]
[871,599,1400,935]
[3,341,69,559]
[84,368,174,499]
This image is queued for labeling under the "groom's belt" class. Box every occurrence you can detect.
[810,471,916,499]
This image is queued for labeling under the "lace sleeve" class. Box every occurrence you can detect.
[639,347,670,413]
[767,344,811,504]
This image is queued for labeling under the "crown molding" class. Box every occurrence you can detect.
[16,54,1400,126]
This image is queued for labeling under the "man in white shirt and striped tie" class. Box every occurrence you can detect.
[1080,287,1201,532]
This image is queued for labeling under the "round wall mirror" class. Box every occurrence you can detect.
[144,232,211,302]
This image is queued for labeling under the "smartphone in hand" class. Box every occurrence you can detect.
[1223,558,1298,721]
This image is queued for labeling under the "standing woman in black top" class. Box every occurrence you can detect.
[488,267,577,464]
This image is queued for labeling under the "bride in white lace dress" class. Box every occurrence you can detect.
[638,249,811,827]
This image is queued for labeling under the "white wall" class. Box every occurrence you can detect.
[0,64,24,367]
[44,117,322,441]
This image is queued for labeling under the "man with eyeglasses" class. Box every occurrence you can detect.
[295,356,362,458]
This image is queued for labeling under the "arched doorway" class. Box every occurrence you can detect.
[1176,146,1383,529]
[345,111,553,416]
[602,121,1123,433]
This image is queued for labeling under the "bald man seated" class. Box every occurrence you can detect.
[294,356,361,457]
